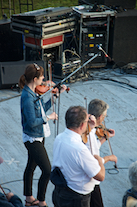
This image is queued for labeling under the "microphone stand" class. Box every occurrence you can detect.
[36,52,99,135]
[37,52,99,101]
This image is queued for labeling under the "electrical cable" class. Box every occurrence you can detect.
[105,167,129,174]
[85,78,137,94]
[63,49,81,59]
[0,178,38,186]
[80,68,137,93]
[0,165,129,188]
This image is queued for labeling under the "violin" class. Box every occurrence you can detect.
[35,80,58,95]
[35,80,70,95]
[82,124,91,144]
[96,124,112,139]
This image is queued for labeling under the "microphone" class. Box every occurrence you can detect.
[0,156,3,164]
[97,45,112,62]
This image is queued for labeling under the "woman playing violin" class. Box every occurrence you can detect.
[19,63,66,207]
[85,99,117,207]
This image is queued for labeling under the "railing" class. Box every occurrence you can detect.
[19,0,33,13]
[1,0,15,18]
[0,0,34,19]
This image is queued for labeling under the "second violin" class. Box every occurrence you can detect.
[96,124,113,139]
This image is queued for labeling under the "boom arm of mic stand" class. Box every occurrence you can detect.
[61,53,99,84]
[37,53,99,101]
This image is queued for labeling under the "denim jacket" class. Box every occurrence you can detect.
[21,85,51,137]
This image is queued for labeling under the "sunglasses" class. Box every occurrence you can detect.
[34,63,40,70]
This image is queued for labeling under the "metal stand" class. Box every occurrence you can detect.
[37,52,99,135]
[39,52,99,101]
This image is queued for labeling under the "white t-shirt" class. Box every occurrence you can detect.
[86,128,104,185]
[52,128,101,195]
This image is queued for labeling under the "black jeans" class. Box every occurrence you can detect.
[23,139,51,201]
[90,185,104,207]
[52,186,91,207]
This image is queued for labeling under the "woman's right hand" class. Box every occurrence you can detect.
[49,112,58,120]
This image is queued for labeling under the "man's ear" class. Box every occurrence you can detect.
[80,122,84,130]
[99,114,102,120]
[96,115,102,125]
[97,115,101,121]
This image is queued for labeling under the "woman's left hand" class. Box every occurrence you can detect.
[60,84,67,93]
[49,112,58,120]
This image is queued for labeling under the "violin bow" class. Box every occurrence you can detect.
[84,97,90,136]
[56,86,62,136]
[48,60,57,136]
[103,121,118,171]
[48,60,55,116]
[83,97,93,154]
[48,59,62,136]
[0,184,7,197]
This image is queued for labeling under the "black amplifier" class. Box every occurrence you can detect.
[53,59,81,78]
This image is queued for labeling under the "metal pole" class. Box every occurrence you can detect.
[9,0,11,17]
[13,0,15,14]
[106,15,110,54]
[38,52,99,100]
[61,53,99,84]
[79,14,82,56]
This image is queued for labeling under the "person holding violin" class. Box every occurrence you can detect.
[19,63,66,207]
[51,106,106,207]
[86,99,117,207]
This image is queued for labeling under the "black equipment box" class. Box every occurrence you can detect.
[0,60,45,88]
[73,5,116,67]
[53,59,81,78]
[11,7,73,24]
[111,9,137,64]
[11,7,75,50]
[0,19,23,62]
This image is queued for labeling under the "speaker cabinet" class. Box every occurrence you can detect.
[78,0,136,10]
[105,0,136,9]
[0,20,23,62]
[0,61,45,88]
[53,61,63,77]
[111,9,137,64]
